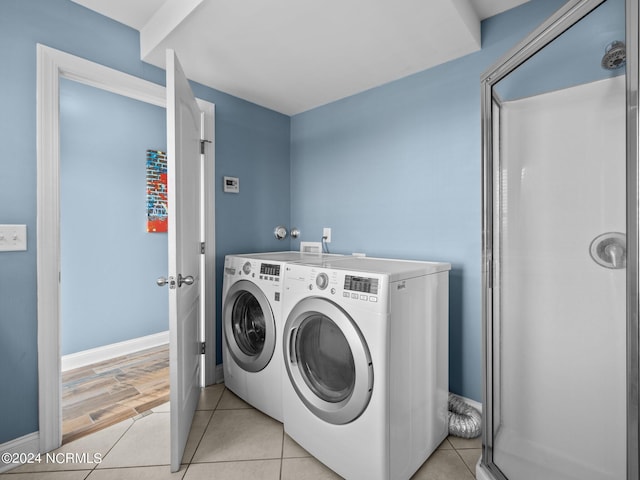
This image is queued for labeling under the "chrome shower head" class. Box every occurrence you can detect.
[601,41,626,70]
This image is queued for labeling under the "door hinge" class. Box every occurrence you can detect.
[200,242,205,254]
[200,139,212,155]
[200,342,206,355]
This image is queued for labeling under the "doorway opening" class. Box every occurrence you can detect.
[58,76,170,444]
[36,45,216,454]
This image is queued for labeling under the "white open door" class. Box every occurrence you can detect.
[166,49,202,472]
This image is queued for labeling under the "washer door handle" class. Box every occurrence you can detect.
[289,327,298,365]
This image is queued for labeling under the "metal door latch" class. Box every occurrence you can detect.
[157,276,177,289]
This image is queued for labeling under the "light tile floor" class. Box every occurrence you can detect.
[1,385,481,479]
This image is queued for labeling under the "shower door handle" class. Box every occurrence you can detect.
[590,232,626,269]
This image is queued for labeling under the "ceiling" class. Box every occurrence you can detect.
[72,0,530,115]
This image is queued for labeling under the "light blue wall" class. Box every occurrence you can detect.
[60,78,168,355]
[0,0,290,444]
[203,86,292,360]
[290,0,569,402]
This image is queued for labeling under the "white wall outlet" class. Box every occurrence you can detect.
[322,227,331,243]
[0,224,27,251]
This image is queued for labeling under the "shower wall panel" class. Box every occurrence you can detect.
[494,75,626,480]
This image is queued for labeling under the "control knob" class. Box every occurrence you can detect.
[316,272,329,290]
[242,262,252,275]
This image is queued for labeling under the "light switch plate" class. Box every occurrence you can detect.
[0,224,27,251]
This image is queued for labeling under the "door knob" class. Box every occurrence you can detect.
[178,274,194,287]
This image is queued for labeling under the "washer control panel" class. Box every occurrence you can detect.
[224,257,283,285]
[259,263,281,282]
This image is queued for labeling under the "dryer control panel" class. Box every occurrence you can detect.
[344,275,379,295]
[284,264,388,312]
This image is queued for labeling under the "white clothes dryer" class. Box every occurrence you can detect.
[222,251,342,422]
[281,256,451,480]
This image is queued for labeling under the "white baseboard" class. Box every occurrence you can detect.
[0,432,40,473]
[450,392,482,413]
[61,331,169,372]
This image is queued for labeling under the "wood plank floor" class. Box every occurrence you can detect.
[61,344,170,444]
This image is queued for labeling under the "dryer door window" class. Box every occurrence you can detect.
[296,314,355,403]
[223,280,276,372]
[284,297,373,425]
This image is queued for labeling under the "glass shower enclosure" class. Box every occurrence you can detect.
[479,0,639,479]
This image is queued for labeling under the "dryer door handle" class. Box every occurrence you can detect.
[289,327,298,365]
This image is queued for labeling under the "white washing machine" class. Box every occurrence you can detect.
[281,256,451,480]
[222,251,342,422]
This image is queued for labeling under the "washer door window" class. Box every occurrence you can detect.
[284,297,373,425]
[224,280,276,372]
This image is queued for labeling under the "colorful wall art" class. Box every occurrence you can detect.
[146,149,168,232]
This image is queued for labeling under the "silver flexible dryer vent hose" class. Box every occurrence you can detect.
[448,394,481,439]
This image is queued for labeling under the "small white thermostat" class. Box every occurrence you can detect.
[223,176,239,193]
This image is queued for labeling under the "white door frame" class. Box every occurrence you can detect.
[36,44,216,453]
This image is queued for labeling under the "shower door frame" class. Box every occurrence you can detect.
[480,0,640,479]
